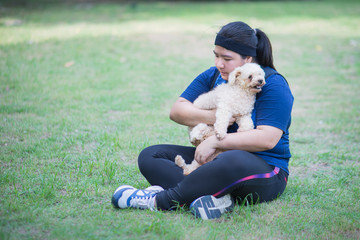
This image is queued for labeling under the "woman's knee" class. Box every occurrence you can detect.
[138,145,159,169]
[138,144,173,169]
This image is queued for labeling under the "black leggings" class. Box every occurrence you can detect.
[138,144,288,211]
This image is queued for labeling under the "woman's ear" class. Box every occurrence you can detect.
[245,56,253,63]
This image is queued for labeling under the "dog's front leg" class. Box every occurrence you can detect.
[236,113,254,132]
[214,108,232,140]
[190,123,214,146]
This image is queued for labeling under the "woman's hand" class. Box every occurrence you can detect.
[194,135,220,165]
[194,125,282,165]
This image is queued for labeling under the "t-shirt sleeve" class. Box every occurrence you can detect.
[180,67,217,103]
[255,74,294,132]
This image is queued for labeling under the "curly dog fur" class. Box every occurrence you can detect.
[175,63,265,175]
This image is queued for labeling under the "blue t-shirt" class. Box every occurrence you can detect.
[180,66,294,174]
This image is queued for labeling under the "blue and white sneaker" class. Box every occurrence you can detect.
[190,194,234,220]
[111,185,157,211]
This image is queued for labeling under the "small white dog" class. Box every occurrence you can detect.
[175,63,265,175]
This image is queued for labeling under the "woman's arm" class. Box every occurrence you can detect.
[194,125,283,165]
[169,97,217,127]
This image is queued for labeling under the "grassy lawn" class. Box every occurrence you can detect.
[1,1,359,239]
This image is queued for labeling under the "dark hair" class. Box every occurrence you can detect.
[217,21,276,70]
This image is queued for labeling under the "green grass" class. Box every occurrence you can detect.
[1,1,359,239]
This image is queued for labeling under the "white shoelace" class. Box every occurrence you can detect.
[129,190,156,210]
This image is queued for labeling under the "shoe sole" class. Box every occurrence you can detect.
[190,195,234,220]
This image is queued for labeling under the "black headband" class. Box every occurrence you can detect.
[214,34,257,57]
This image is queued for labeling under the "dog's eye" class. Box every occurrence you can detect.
[248,75,253,79]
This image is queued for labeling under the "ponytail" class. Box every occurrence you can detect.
[254,28,276,70]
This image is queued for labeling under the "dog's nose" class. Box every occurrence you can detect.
[258,79,264,84]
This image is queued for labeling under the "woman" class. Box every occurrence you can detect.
[112,21,294,220]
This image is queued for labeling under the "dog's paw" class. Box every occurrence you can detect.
[215,130,226,140]
[237,126,250,132]
[237,122,254,132]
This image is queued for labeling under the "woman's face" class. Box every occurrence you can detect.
[213,45,252,81]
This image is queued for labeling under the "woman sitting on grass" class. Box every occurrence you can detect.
[111,21,294,220]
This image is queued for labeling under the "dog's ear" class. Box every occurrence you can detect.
[229,69,241,85]
[234,70,244,85]
[235,70,242,79]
